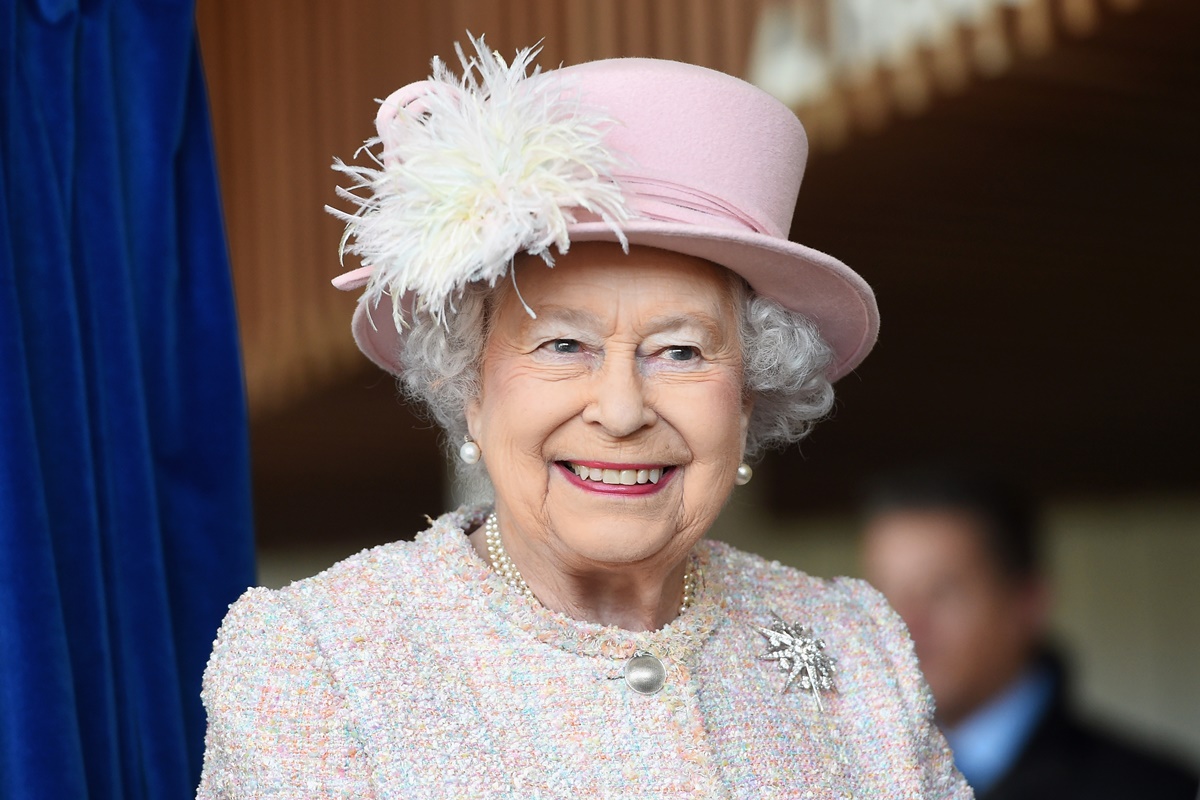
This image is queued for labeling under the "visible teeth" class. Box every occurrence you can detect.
[567,463,667,485]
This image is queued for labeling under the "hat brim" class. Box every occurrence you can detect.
[350,221,878,382]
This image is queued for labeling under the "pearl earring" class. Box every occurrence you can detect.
[459,437,481,465]
[735,463,753,486]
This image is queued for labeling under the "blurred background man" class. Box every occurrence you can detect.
[860,466,1198,800]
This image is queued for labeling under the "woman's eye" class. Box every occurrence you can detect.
[548,339,582,354]
[664,346,699,362]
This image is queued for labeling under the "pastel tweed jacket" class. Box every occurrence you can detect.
[197,507,972,799]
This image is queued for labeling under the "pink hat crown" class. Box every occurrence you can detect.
[558,56,808,241]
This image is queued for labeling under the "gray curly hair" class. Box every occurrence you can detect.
[397,268,834,500]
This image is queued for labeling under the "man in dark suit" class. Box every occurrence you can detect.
[859,467,1198,800]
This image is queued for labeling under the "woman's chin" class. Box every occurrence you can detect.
[540,467,708,566]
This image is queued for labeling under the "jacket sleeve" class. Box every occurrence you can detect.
[195,587,374,799]
[840,577,975,800]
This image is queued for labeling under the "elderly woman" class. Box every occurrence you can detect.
[197,39,971,799]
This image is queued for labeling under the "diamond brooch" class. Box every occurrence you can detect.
[754,615,837,710]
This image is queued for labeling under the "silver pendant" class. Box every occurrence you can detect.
[623,650,666,694]
[754,615,836,710]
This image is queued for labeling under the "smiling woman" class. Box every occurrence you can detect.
[196,36,973,799]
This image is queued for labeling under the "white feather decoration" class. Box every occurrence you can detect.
[329,35,631,328]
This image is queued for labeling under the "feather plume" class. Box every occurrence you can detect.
[329,35,631,328]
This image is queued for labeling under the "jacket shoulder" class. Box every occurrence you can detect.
[198,585,375,797]
[705,541,971,799]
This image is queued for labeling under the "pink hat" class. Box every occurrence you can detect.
[330,40,878,381]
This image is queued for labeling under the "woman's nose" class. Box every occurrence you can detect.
[581,354,655,437]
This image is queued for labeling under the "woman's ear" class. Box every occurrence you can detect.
[740,393,755,440]
[465,396,482,442]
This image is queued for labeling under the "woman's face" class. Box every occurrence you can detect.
[467,242,751,572]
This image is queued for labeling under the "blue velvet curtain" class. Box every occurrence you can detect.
[0,1,255,797]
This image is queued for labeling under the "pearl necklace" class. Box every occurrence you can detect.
[484,512,698,615]
[484,512,536,601]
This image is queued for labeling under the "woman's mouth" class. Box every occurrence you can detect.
[556,461,676,494]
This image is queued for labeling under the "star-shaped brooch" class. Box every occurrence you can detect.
[754,615,837,710]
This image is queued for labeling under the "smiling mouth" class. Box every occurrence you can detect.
[560,461,673,486]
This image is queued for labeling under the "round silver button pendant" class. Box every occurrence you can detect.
[624,651,666,694]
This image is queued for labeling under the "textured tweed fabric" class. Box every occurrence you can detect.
[197,507,972,799]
